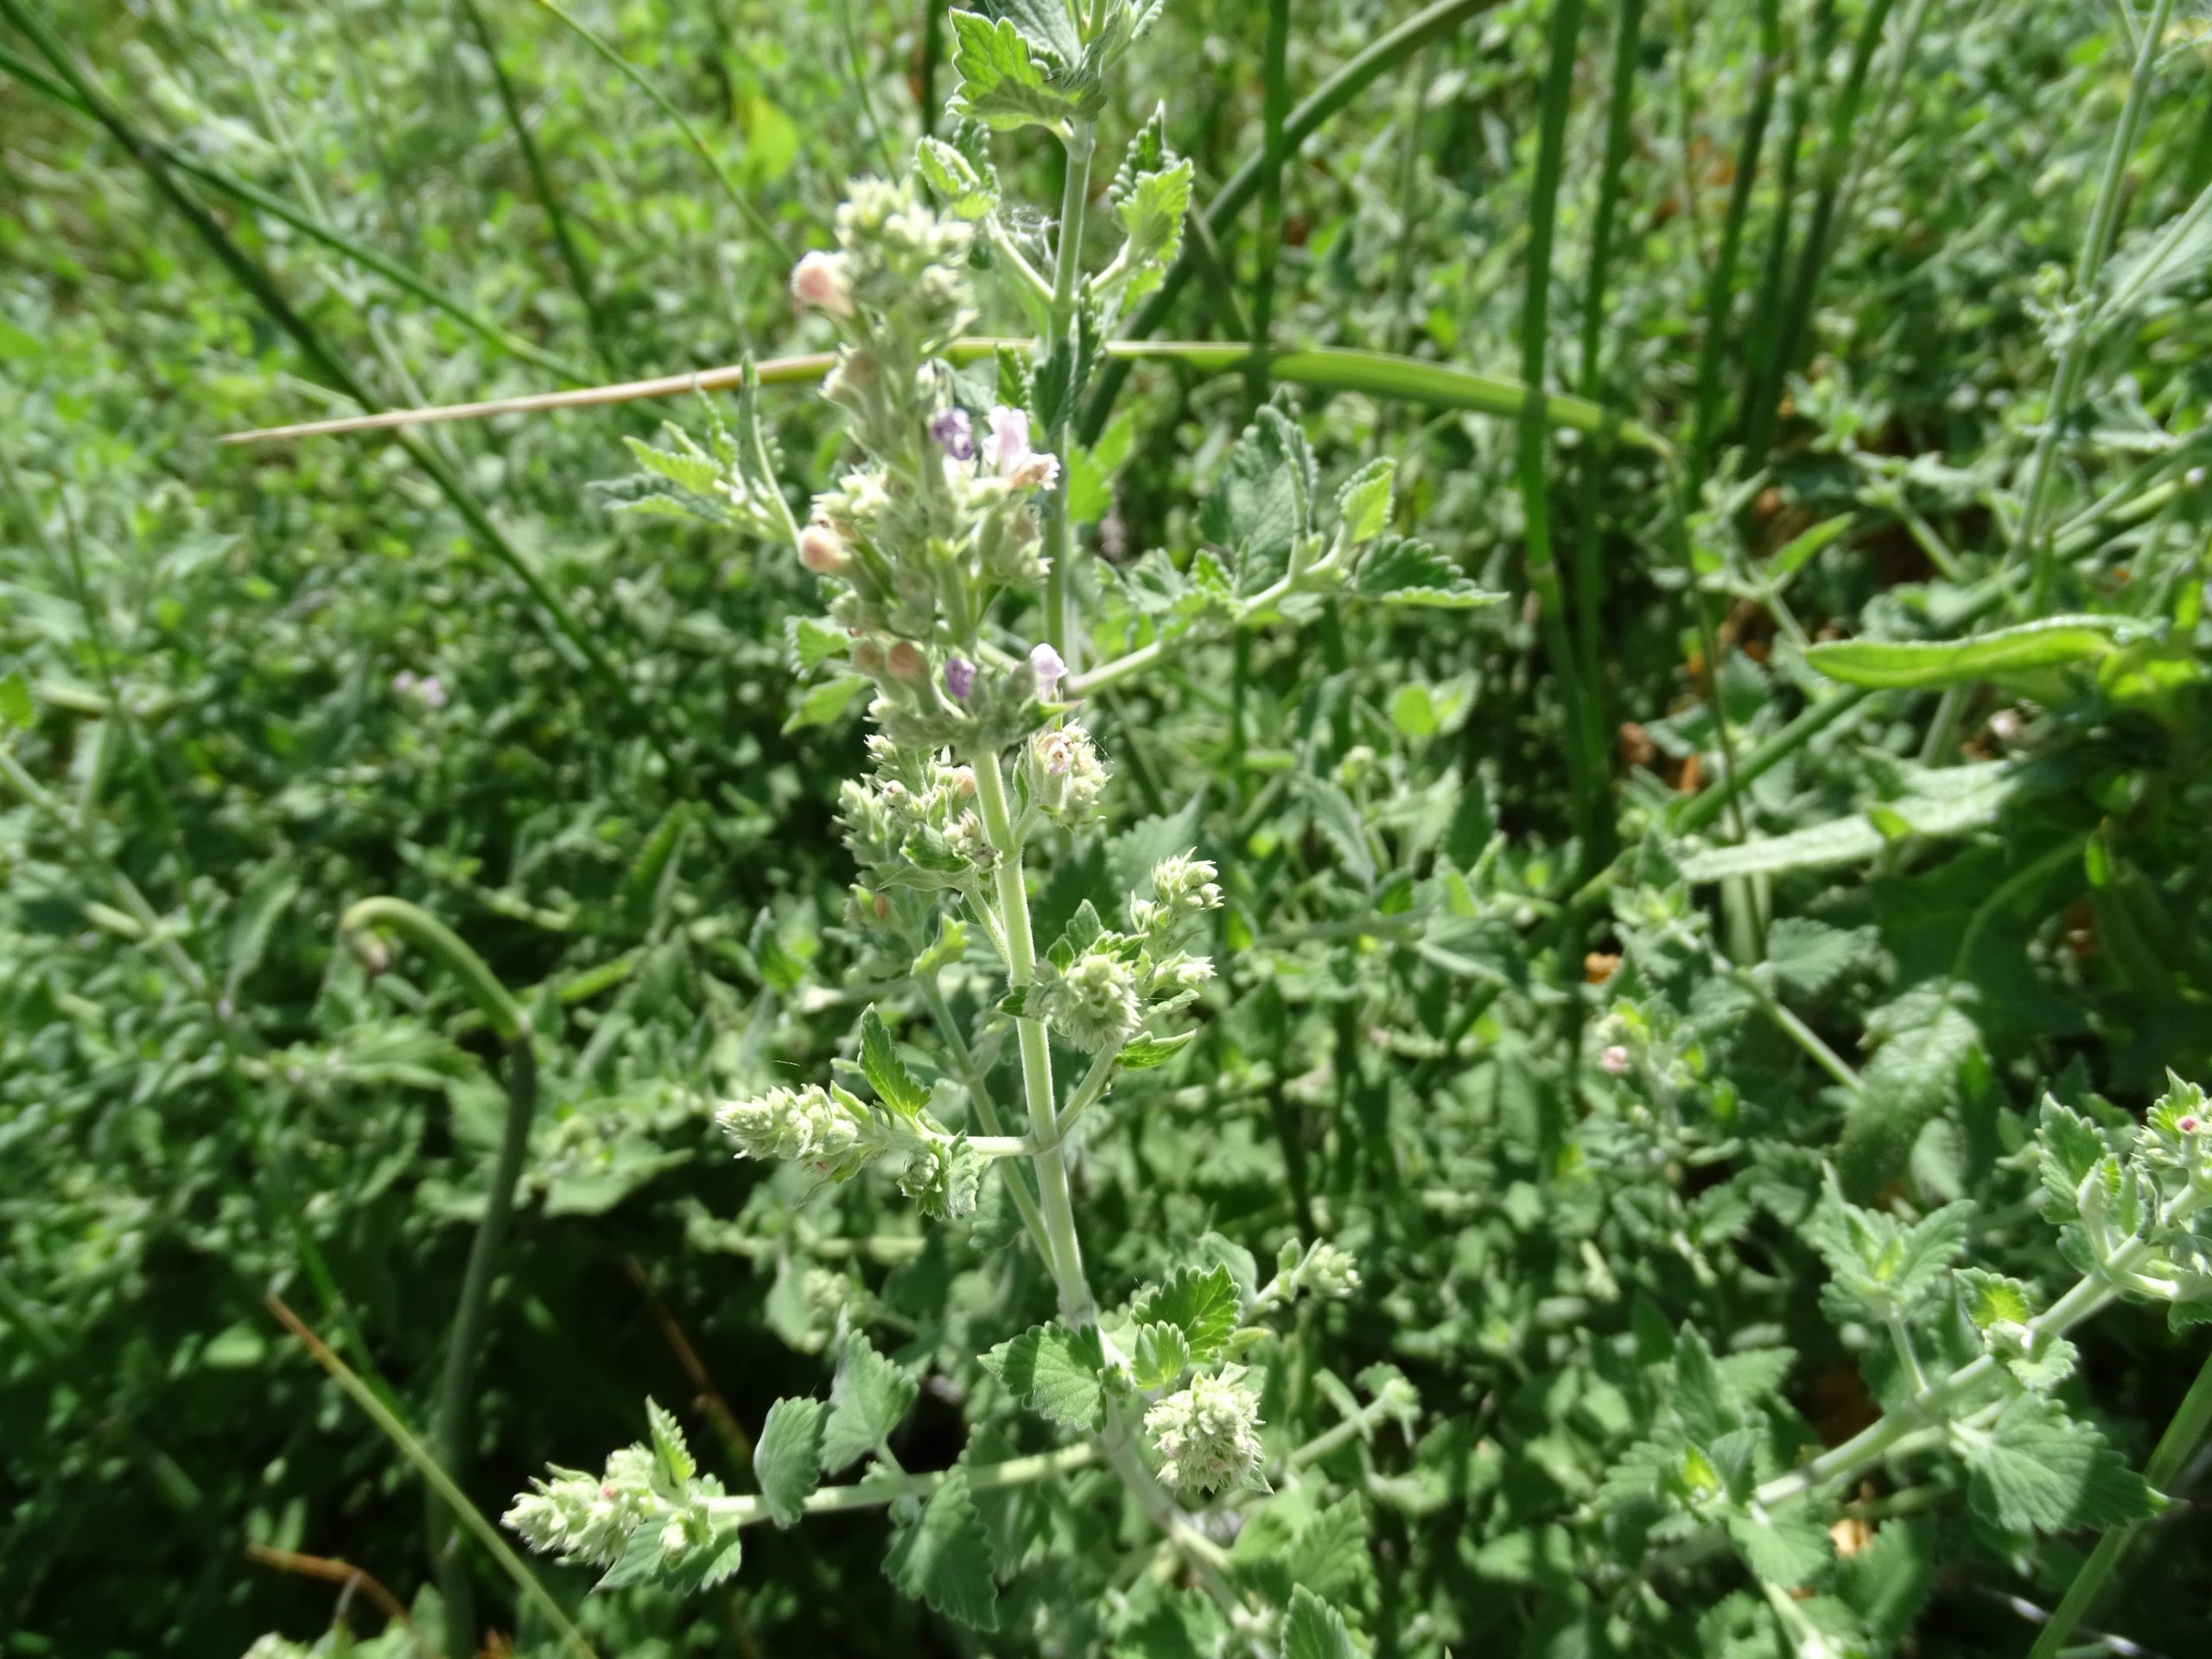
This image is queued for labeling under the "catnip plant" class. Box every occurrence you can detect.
[501,3,1428,1642]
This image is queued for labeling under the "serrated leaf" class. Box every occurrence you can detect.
[1353,537,1497,608]
[912,916,969,978]
[1118,1030,1196,1071]
[594,1522,665,1592]
[1132,1265,1239,1364]
[1281,1586,1357,1659]
[1199,406,1315,589]
[1673,1326,1736,1446]
[858,1007,929,1117]
[695,1532,744,1590]
[2037,1096,2109,1221]
[784,674,871,734]
[820,1332,918,1473]
[947,10,1100,132]
[884,1469,1000,1630]
[791,615,847,674]
[981,1320,1109,1429]
[646,1398,696,1486]
[753,1397,826,1527]
[1762,917,1879,998]
[622,430,721,497]
[1112,157,1192,302]
[1963,1396,2162,1534]
[1955,1267,2034,1331]
[1335,459,1395,544]
[1836,987,1984,1198]
[915,135,1000,219]
[1726,1507,1832,1586]
[1295,775,1376,887]
[1284,1496,1370,1605]
[1835,1520,1935,1649]
[1129,1321,1191,1391]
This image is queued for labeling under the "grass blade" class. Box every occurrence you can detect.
[1805,615,2126,690]
[267,1296,601,1659]
[1078,0,1500,442]
[529,0,793,266]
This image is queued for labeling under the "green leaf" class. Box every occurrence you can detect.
[1353,537,1498,608]
[1296,775,1376,887]
[1955,1268,2034,1331]
[1118,1030,1196,1071]
[1281,1586,1357,1659]
[1132,1264,1240,1364]
[594,1522,665,1592]
[753,1397,826,1527]
[820,1332,918,1473]
[1283,1496,1371,1605]
[2037,1096,2110,1221]
[1835,1520,1935,1649]
[981,1320,1109,1429]
[1199,406,1316,588]
[1681,763,2027,882]
[1836,987,1983,1198]
[884,1469,1000,1630]
[1112,156,1192,302]
[1128,1321,1192,1391]
[1762,918,1880,998]
[1726,1507,1832,1586]
[1806,615,2125,690]
[783,674,871,734]
[1672,1326,1737,1446]
[0,671,31,730]
[915,136,1000,219]
[912,916,969,978]
[791,615,847,674]
[1335,459,1395,544]
[1963,1396,2161,1534]
[622,428,722,497]
[1761,513,1855,586]
[858,1007,929,1118]
[646,1398,696,1486]
[947,10,1100,131]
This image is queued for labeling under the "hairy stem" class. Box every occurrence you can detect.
[1043,119,1098,670]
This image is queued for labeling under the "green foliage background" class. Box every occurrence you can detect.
[3,0,2210,1655]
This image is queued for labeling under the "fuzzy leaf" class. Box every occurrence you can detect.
[1726,1507,1832,1586]
[753,1397,826,1527]
[646,1398,696,1486]
[859,1007,929,1117]
[1200,406,1315,588]
[1281,1586,1357,1659]
[1963,1396,2162,1534]
[820,1333,918,1473]
[947,10,1100,131]
[783,674,871,734]
[1112,157,1192,302]
[981,1320,1109,1429]
[1354,537,1497,607]
[884,1469,1000,1630]
[1132,1264,1240,1364]
[1807,615,2124,690]
[1335,459,1395,544]
[915,136,1000,219]
[1128,1322,1192,1391]
[1762,918,1880,998]
[1118,1030,1197,1071]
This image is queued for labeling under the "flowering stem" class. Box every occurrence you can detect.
[917,976,1057,1268]
[1041,118,1097,671]
[702,1442,1100,1528]
[970,749,1094,1326]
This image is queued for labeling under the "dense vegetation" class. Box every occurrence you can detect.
[3,1,2210,1656]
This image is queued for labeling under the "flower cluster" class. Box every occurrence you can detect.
[1032,949,1143,1054]
[1022,722,1110,829]
[1129,852,1223,936]
[1144,1368,1266,1495]
[716,1079,985,1219]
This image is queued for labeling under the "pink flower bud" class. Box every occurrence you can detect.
[1029,641,1066,700]
[799,522,850,575]
[1599,1045,1630,1077]
[2182,1115,2202,1135]
[851,639,886,676]
[887,640,927,682]
[791,251,854,318]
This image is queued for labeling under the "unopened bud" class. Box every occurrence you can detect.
[791,251,855,318]
[887,641,928,683]
[799,523,850,575]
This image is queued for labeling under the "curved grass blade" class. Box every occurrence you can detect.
[1806,615,2127,690]
[223,340,1673,454]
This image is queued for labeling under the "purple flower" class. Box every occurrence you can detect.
[1029,641,1065,700]
[930,408,975,462]
[944,656,976,701]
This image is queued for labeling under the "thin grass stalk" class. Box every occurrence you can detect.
[1686,0,1783,480]
[1567,0,1649,829]
[0,40,589,384]
[268,1296,601,1659]
[1518,0,1602,865]
[1245,0,1294,415]
[2018,0,2180,606]
[329,0,417,256]
[528,0,792,265]
[1751,0,1902,458]
[1737,0,1833,462]
[916,0,943,137]
[2028,1340,2212,1659]
[456,0,618,373]
[1077,0,1497,442]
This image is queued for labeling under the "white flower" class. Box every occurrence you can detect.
[1599,1045,1630,1077]
[1029,641,1066,699]
[1145,1370,1264,1495]
[791,251,855,318]
[986,404,1061,490]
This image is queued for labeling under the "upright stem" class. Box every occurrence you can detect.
[1043,120,1097,671]
[970,752,1095,1326]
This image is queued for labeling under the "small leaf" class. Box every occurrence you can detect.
[820,1332,918,1473]
[791,615,848,673]
[784,674,871,734]
[884,1469,1000,1630]
[915,136,1000,219]
[859,1007,929,1117]
[981,1320,1108,1430]
[1353,537,1499,608]
[1132,1264,1239,1364]
[1281,1586,1357,1659]
[1806,615,2125,690]
[0,671,31,729]
[1118,1030,1196,1071]
[1128,1322,1191,1391]
[947,10,1101,132]
[1335,459,1395,544]
[1111,156,1192,302]
[1726,1506,1832,1586]
[753,1397,826,1527]
[646,1398,696,1486]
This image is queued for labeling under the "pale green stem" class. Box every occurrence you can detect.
[970,751,1094,1325]
[702,1442,1100,1527]
[1041,120,1097,670]
[918,976,1058,1269]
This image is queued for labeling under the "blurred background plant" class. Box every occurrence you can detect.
[3,1,2210,1655]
